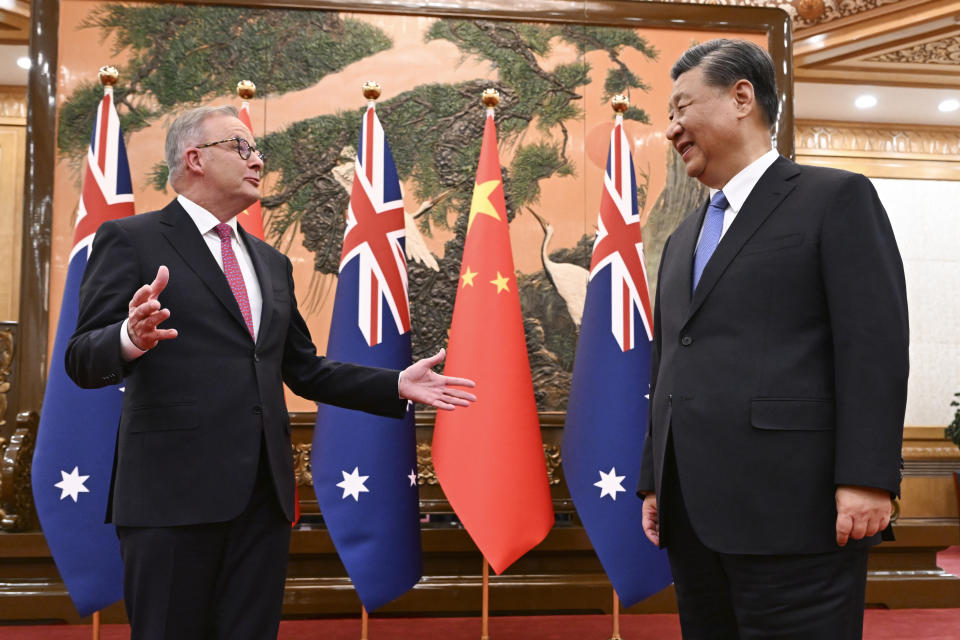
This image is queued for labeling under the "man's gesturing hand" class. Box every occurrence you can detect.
[835,485,892,547]
[127,265,178,351]
[398,348,477,411]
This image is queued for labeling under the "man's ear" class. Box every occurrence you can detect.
[183,148,204,175]
[733,79,756,120]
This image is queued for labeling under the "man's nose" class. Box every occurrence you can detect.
[665,120,681,141]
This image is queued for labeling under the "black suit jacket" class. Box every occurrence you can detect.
[638,156,909,555]
[65,199,406,527]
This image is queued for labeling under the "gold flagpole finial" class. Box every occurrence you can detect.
[482,88,500,109]
[362,81,382,101]
[237,80,256,100]
[98,66,119,86]
[611,94,629,114]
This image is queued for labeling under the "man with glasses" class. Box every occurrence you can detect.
[65,105,476,639]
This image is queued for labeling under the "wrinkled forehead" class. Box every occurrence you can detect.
[201,114,248,141]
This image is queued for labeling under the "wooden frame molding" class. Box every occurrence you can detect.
[795,119,960,180]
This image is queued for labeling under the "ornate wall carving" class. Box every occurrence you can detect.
[796,121,960,158]
[865,35,960,65]
[0,89,26,119]
[646,0,902,30]
[296,439,565,489]
[0,411,39,532]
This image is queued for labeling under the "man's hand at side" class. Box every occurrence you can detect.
[127,265,178,351]
[398,348,477,411]
[642,493,660,546]
[835,485,892,547]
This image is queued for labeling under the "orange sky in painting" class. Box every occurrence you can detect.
[52,2,765,411]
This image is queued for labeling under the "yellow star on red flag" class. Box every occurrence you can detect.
[490,271,510,293]
[432,108,553,577]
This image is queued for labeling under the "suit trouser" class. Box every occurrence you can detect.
[117,438,291,640]
[661,437,869,640]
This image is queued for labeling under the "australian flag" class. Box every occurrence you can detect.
[32,85,134,616]
[312,101,421,611]
[561,114,672,606]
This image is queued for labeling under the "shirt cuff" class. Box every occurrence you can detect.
[397,370,403,399]
[120,318,148,361]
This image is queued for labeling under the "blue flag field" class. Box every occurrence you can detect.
[31,86,134,617]
[312,102,421,612]
[562,114,673,607]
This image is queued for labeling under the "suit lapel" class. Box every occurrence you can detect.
[663,200,708,320]
[687,156,799,320]
[238,225,275,346]
[158,200,252,337]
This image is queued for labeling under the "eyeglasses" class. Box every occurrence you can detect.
[196,137,265,162]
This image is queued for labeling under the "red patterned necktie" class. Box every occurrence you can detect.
[215,223,255,339]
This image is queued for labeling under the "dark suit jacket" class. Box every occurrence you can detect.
[638,156,909,555]
[65,199,407,527]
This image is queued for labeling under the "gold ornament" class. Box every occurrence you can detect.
[236,80,256,100]
[482,88,500,108]
[611,94,629,113]
[794,0,826,21]
[98,66,119,86]
[362,81,382,101]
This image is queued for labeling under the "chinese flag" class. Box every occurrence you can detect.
[238,100,266,240]
[432,110,554,574]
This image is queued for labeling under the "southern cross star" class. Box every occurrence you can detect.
[594,467,626,501]
[336,467,370,502]
[55,466,90,503]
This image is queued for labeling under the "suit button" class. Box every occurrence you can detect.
[680,336,693,346]
[252,406,263,415]
[254,353,261,363]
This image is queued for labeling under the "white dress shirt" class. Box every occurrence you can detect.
[120,195,264,358]
[697,148,780,245]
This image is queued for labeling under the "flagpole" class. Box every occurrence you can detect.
[361,605,369,640]
[481,558,490,640]
[609,589,622,640]
[91,610,101,640]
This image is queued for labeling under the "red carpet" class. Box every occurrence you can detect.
[2,549,957,640]
[4,609,960,639]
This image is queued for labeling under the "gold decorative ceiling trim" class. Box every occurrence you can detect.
[0,1,30,45]
[797,120,960,157]
[865,34,960,64]
[796,119,960,180]
[792,0,902,30]
[0,88,27,119]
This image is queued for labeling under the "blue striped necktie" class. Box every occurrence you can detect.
[692,190,728,293]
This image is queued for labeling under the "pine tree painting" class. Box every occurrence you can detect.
[56,3,707,411]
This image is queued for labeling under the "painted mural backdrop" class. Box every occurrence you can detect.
[53,3,759,412]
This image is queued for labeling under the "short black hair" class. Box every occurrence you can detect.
[671,39,778,128]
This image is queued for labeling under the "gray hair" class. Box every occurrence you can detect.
[165,105,239,186]
[671,39,779,129]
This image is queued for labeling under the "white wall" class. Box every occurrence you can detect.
[873,178,960,427]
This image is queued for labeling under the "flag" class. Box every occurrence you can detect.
[561,114,672,606]
[312,101,421,611]
[432,108,554,575]
[31,85,134,616]
[237,99,266,239]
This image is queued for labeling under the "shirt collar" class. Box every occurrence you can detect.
[177,194,238,237]
[709,148,779,213]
